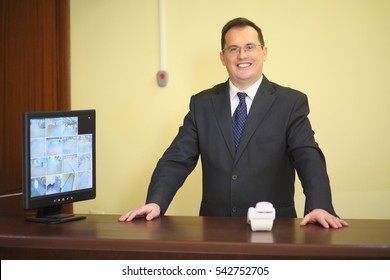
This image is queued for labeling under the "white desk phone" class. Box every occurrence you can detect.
[247,201,275,231]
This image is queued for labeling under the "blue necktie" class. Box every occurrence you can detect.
[232,92,247,150]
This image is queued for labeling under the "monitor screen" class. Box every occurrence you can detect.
[22,109,96,224]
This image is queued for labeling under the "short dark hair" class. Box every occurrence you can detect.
[221,17,265,50]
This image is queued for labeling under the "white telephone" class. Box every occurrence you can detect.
[247,201,275,231]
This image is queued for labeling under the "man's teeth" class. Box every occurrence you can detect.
[238,63,250,68]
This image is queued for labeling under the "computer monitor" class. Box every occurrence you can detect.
[22,109,96,224]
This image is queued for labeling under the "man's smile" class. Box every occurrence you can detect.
[238,63,251,68]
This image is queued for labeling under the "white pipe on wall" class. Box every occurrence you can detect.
[159,0,165,70]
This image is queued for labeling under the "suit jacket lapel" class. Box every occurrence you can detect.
[211,82,236,159]
[211,77,277,161]
[235,76,277,162]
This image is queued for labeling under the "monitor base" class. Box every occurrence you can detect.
[25,205,86,224]
[26,214,86,224]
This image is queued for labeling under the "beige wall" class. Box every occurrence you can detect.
[71,0,390,219]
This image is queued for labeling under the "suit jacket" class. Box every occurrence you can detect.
[146,76,337,218]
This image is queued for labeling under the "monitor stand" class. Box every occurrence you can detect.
[26,205,86,224]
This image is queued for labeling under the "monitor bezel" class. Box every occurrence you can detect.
[22,109,96,214]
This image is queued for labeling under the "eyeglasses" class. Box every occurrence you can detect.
[222,44,262,54]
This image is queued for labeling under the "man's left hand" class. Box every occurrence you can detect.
[300,209,349,229]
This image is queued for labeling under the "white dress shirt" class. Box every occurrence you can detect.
[229,75,263,116]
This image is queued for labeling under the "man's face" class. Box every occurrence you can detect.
[220,26,267,90]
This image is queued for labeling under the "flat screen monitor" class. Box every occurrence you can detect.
[22,109,96,224]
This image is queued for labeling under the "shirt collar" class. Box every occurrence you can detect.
[229,75,263,101]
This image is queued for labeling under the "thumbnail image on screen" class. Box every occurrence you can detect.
[29,117,93,198]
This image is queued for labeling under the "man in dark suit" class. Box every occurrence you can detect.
[120,17,348,229]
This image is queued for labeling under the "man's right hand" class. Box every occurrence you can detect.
[118,203,161,222]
